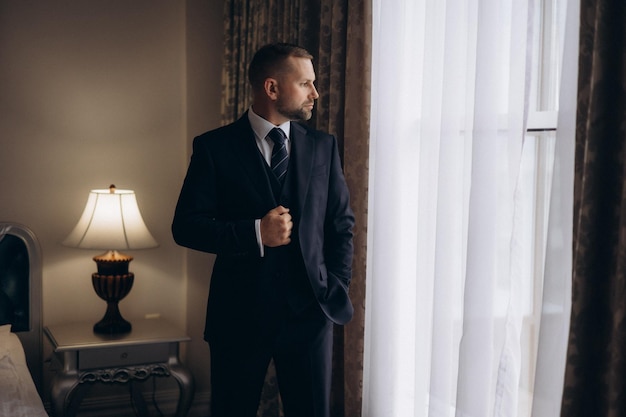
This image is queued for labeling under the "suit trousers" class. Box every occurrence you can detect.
[208,301,334,417]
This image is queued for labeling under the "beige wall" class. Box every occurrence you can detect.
[0,0,223,406]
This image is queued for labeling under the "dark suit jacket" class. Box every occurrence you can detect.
[172,114,355,341]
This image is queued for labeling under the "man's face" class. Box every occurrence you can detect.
[275,57,320,121]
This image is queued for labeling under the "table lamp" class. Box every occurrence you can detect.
[63,185,158,334]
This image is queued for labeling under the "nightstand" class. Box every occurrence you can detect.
[45,318,194,417]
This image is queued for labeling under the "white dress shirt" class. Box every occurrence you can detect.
[247,107,291,256]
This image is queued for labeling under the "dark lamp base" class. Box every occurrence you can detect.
[93,308,132,334]
[91,271,134,335]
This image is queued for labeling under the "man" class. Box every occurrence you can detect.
[172,43,355,417]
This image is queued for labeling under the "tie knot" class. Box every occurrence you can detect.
[268,128,286,146]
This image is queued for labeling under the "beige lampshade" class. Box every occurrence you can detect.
[63,186,158,250]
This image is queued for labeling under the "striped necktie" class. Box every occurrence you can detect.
[268,128,289,184]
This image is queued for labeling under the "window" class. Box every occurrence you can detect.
[517,0,566,413]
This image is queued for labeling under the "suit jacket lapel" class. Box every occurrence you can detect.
[229,116,315,213]
[231,115,277,207]
[289,122,314,216]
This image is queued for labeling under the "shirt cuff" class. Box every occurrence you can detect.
[255,219,265,257]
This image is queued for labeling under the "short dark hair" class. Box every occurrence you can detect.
[248,43,314,91]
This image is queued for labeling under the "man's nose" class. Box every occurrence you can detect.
[311,85,319,99]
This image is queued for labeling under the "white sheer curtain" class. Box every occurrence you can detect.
[363,0,578,416]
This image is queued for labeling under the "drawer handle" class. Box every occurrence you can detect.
[120,352,128,359]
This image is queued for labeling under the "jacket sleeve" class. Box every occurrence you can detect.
[171,135,259,256]
[323,135,355,289]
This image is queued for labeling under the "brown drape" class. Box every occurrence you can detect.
[561,1,626,416]
[221,2,370,416]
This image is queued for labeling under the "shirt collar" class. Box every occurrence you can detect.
[248,107,291,141]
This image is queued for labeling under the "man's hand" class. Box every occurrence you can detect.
[260,205,293,247]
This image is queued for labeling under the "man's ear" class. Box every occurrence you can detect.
[264,78,279,100]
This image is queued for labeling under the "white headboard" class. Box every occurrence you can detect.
[0,222,42,392]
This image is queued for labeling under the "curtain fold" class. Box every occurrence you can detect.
[560,1,626,416]
[220,1,370,416]
[338,1,371,416]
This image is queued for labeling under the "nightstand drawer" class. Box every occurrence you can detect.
[79,343,170,369]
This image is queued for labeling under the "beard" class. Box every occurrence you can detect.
[276,100,314,121]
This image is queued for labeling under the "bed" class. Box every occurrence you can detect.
[0,222,48,417]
